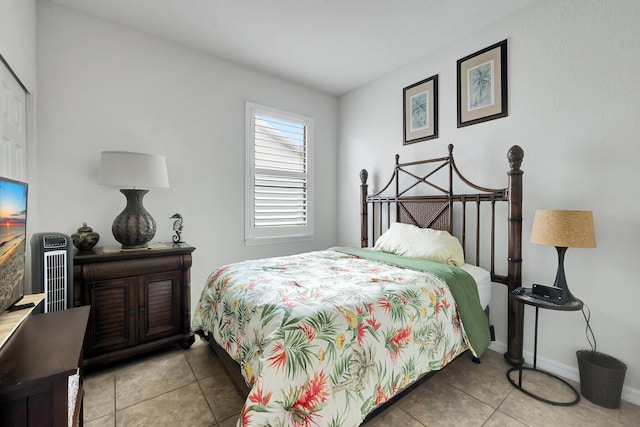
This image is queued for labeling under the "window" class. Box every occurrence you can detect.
[245,102,313,243]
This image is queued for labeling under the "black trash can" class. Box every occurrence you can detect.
[576,350,627,409]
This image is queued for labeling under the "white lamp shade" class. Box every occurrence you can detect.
[99,151,169,189]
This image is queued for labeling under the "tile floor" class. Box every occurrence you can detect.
[84,340,639,426]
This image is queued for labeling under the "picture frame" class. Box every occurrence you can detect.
[457,39,507,128]
[403,74,438,144]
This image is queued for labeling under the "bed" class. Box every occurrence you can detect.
[193,144,524,426]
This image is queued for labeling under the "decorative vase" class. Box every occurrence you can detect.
[71,222,100,250]
[111,189,156,249]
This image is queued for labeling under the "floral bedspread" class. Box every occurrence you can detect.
[192,249,483,427]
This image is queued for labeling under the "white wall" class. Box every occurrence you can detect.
[338,0,640,403]
[0,0,36,92]
[36,2,338,314]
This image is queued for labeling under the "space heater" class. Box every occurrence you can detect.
[31,233,74,312]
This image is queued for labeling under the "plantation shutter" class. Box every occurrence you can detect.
[254,114,307,228]
[246,102,313,243]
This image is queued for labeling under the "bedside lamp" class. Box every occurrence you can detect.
[530,210,596,303]
[99,151,169,249]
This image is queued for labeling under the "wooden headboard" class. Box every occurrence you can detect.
[359,144,524,365]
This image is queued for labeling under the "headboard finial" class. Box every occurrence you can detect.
[448,144,454,155]
[508,145,524,172]
[359,169,368,185]
[395,154,400,165]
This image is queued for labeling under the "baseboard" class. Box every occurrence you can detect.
[622,386,640,407]
[488,340,640,406]
[488,341,507,354]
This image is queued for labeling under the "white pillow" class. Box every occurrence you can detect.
[373,222,465,266]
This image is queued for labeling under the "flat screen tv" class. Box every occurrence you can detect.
[0,176,28,314]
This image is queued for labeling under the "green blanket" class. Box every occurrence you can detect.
[332,247,491,357]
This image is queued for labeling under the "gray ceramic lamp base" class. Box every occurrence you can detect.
[112,189,156,249]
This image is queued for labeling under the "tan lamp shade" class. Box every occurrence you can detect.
[530,210,596,248]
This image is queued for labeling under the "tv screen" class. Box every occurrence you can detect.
[0,177,28,314]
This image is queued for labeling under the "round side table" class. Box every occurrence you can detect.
[507,288,583,406]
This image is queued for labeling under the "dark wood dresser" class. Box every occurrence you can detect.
[0,306,90,427]
[73,243,195,367]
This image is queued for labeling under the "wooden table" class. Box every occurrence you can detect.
[0,306,90,426]
[0,293,45,349]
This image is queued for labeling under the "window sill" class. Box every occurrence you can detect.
[245,234,314,246]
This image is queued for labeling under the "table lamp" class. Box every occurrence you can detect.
[99,151,169,249]
[530,210,596,303]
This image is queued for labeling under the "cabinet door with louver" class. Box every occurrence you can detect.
[87,277,137,356]
[138,271,181,342]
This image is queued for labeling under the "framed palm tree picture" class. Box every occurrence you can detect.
[457,40,507,128]
[403,74,438,144]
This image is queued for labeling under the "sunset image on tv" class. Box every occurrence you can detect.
[0,178,28,313]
